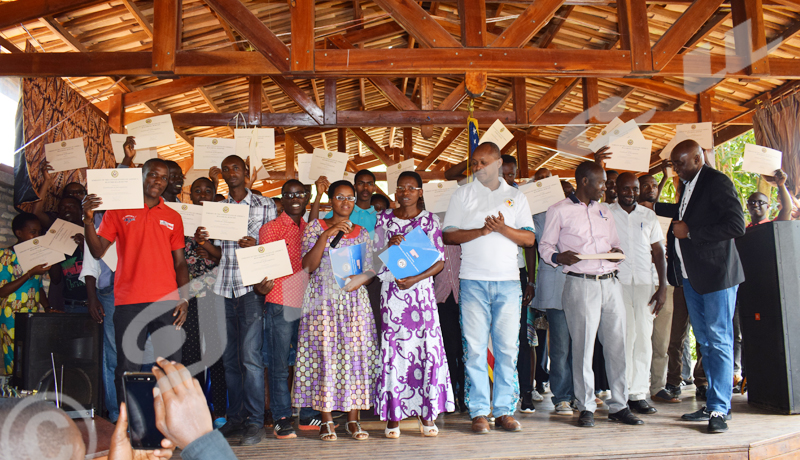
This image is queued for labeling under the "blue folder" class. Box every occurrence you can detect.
[379,226,440,280]
[330,243,366,289]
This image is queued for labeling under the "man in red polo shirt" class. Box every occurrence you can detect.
[82,158,189,406]
[746,170,793,228]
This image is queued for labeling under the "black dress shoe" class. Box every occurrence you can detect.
[240,424,264,446]
[682,406,732,422]
[628,400,657,414]
[218,420,245,438]
[651,389,681,403]
[708,413,728,433]
[609,407,644,425]
[665,383,682,397]
[578,410,595,427]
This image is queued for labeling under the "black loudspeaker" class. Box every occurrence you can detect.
[12,313,102,414]
[736,221,800,414]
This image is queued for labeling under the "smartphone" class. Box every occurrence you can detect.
[122,372,165,450]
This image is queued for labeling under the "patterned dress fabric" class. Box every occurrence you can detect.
[293,219,379,412]
[373,210,455,421]
[0,248,44,374]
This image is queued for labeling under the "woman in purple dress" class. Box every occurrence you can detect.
[294,180,378,442]
[374,172,454,438]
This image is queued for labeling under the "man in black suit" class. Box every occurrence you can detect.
[656,140,745,433]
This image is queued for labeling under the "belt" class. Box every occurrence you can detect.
[64,299,89,307]
[567,271,617,280]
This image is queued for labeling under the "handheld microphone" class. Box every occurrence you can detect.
[330,221,350,248]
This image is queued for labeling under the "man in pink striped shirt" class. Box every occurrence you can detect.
[539,161,642,428]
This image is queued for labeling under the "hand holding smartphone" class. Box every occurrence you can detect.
[122,372,165,450]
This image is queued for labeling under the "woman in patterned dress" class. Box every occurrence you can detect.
[0,213,51,374]
[294,180,378,441]
[374,172,454,438]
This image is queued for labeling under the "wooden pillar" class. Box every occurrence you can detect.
[107,93,124,133]
[285,133,296,179]
[248,76,261,126]
[152,0,181,73]
[324,78,337,125]
[338,128,347,153]
[517,136,529,179]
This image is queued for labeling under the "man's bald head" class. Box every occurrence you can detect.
[670,139,704,182]
[473,142,501,159]
[615,172,640,207]
[534,168,552,182]
[575,161,607,202]
[0,399,86,460]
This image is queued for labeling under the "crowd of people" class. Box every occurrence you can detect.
[1,134,796,456]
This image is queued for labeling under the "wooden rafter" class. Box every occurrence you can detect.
[291,0,315,72]
[606,78,746,112]
[122,0,154,38]
[458,0,487,47]
[152,0,181,73]
[527,78,578,123]
[371,0,462,48]
[652,0,726,71]
[731,0,769,76]
[0,0,107,29]
[437,82,468,110]
[534,5,575,48]
[489,0,564,48]
[95,76,232,112]
[349,128,396,166]
[617,0,652,73]
[417,127,464,171]
[0,36,22,53]
[678,10,730,55]
[270,75,324,124]
[39,16,87,52]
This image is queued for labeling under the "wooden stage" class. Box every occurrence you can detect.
[219,387,800,460]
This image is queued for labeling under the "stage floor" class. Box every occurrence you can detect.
[220,386,800,460]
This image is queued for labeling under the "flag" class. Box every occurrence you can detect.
[467,115,479,180]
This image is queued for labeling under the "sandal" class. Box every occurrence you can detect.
[345,421,369,441]
[418,417,439,437]
[319,421,337,441]
[385,422,400,439]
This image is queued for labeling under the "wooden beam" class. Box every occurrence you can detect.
[513,77,527,125]
[418,127,463,171]
[502,130,526,155]
[582,77,599,119]
[606,78,745,112]
[489,0,564,48]
[527,78,578,123]
[95,76,232,112]
[349,128,396,166]
[371,0,462,48]
[248,76,262,126]
[0,0,107,29]
[517,135,529,178]
[465,71,488,98]
[285,133,296,178]
[338,128,347,153]
[652,0,725,70]
[617,0,652,73]
[458,0,487,47]
[107,94,124,133]
[403,128,413,161]
[420,77,434,139]
[122,0,154,38]
[534,5,575,48]
[152,0,181,73]
[270,75,324,124]
[0,36,22,53]
[324,78,337,125]
[495,89,514,111]
[204,0,291,73]
[679,10,730,55]
[731,0,769,75]
[294,134,315,153]
[437,82,468,110]
[532,151,559,170]
[698,91,713,122]
[291,0,315,72]
[40,16,87,52]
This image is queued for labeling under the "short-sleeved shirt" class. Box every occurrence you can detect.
[97,197,185,306]
[185,236,218,299]
[325,205,377,238]
[442,179,535,281]
[59,244,87,302]
[609,203,664,285]
[258,212,307,306]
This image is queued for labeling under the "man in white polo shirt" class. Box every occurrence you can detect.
[443,142,536,434]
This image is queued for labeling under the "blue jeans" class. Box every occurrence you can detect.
[97,287,119,422]
[546,309,574,405]
[64,300,88,314]
[264,302,318,421]
[222,291,265,426]
[682,278,737,414]
[460,279,521,419]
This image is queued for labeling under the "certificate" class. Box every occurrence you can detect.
[386,159,416,196]
[378,227,440,280]
[588,118,641,152]
[125,115,176,149]
[479,119,514,149]
[13,238,66,273]
[342,170,355,184]
[235,128,275,164]
[110,133,158,163]
[297,154,314,185]
[201,201,249,241]
[588,117,624,152]
[606,135,652,172]
[193,137,236,170]
[575,252,625,260]
[44,138,88,172]
[308,149,348,183]
[182,169,210,190]
[102,242,118,272]
[330,243,366,289]
[165,202,203,237]
[519,175,566,215]
[39,218,83,255]
[659,131,691,160]
[86,168,144,211]
[235,240,294,286]
[657,216,672,243]
[676,122,713,149]
[743,144,782,176]
[422,181,459,213]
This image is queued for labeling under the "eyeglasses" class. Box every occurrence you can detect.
[283,192,307,199]
[395,186,422,193]
[748,200,768,206]
[334,196,356,202]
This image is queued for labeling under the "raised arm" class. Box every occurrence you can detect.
[32,161,56,229]
[82,195,113,258]
[309,176,329,223]
[772,169,793,222]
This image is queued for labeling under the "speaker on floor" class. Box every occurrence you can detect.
[736,221,800,414]
[12,313,102,414]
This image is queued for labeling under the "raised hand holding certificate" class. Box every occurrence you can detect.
[297,154,314,185]
[125,115,176,149]
[194,137,236,170]
[14,238,65,273]
[676,122,713,149]
[40,218,83,255]
[44,138,88,172]
[378,227,440,280]
[235,240,294,286]
[743,144,782,175]
[87,168,144,211]
[479,119,514,149]
[588,117,624,152]
[110,133,158,163]
[309,149,348,182]
[386,159,416,196]
[165,202,203,237]
[422,181,459,213]
[607,135,652,172]
[201,201,249,241]
[235,128,276,164]
[330,243,366,289]
[519,176,564,215]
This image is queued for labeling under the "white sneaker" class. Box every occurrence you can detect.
[530,389,544,402]
[554,401,573,415]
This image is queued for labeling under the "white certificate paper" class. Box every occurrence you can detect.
[743,144,782,176]
[235,240,294,286]
[607,136,652,172]
[479,119,514,149]
[201,201,249,241]
[193,137,236,170]
[386,159,417,196]
[422,181,459,213]
[110,133,158,163]
[676,122,713,149]
[588,117,624,152]
[519,175,565,215]
[342,170,355,184]
[235,128,275,164]
[657,216,672,242]
[40,219,83,255]
[309,149,348,182]
[13,238,66,273]
[182,169,210,190]
[87,168,145,211]
[659,131,690,160]
[165,202,203,237]
[44,138,88,172]
[102,242,118,272]
[125,115,176,149]
[297,154,314,185]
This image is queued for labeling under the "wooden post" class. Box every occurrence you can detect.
[324,78,337,125]
[617,0,652,74]
[285,133,296,179]
[582,77,599,121]
[107,93,124,133]
[290,0,315,72]
[338,128,347,153]
[152,0,181,73]
[248,76,261,126]
[731,0,769,76]
[517,135,529,179]
[513,77,527,125]
[403,128,413,160]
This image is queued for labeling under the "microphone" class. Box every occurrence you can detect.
[330,221,350,248]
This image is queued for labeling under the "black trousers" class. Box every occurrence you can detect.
[438,292,465,403]
[518,268,533,393]
[114,301,183,406]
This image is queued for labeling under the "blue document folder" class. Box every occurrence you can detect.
[330,243,366,289]
[379,227,440,280]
